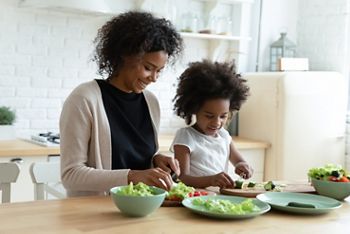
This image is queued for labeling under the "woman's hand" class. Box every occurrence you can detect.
[153,154,180,176]
[128,168,173,190]
[210,172,235,189]
[234,161,253,179]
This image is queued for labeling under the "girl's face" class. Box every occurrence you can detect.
[194,98,230,137]
[112,51,168,93]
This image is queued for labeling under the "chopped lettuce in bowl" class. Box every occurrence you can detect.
[110,182,166,217]
[116,182,156,196]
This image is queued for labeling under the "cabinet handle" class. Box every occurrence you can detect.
[10,157,24,164]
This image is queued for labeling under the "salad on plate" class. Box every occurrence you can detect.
[162,182,211,206]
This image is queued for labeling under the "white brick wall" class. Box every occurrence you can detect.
[0,0,199,137]
[296,0,350,170]
[8,0,348,138]
[297,0,350,74]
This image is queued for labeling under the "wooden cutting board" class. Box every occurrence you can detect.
[162,190,216,207]
[220,182,316,198]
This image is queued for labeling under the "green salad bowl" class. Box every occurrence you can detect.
[110,185,166,217]
[311,178,350,200]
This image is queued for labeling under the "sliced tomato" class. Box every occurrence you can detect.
[193,191,201,196]
[188,190,209,197]
[339,176,350,182]
[328,176,339,182]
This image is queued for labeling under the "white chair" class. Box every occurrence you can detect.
[29,161,66,200]
[0,162,20,203]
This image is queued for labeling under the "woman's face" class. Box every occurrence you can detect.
[194,98,230,137]
[112,51,168,93]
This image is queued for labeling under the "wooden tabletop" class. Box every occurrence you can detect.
[0,195,348,233]
[0,139,60,157]
[0,136,269,158]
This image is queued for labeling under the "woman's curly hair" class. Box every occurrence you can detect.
[173,60,250,125]
[93,11,183,78]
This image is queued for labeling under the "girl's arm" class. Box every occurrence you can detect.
[229,141,254,179]
[174,145,234,188]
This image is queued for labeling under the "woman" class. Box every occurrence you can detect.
[59,11,183,197]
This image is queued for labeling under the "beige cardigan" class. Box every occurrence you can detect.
[59,80,160,197]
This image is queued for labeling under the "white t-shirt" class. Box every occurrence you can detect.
[170,126,232,176]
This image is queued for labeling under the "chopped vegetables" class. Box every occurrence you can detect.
[166,182,195,201]
[234,180,244,189]
[191,198,261,214]
[247,181,256,188]
[234,180,284,192]
[308,164,350,182]
[116,182,156,196]
[263,181,276,191]
[188,190,209,197]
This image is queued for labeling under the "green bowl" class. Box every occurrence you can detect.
[311,178,350,200]
[110,185,166,217]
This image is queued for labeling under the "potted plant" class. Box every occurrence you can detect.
[0,106,16,140]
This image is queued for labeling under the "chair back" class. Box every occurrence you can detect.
[0,162,20,203]
[29,162,66,200]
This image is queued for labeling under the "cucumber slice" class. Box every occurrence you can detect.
[234,180,244,189]
[247,181,256,188]
[264,181,276,191]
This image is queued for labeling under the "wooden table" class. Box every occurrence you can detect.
[0,195,348,233]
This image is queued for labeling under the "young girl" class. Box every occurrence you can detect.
[171,60,252,189]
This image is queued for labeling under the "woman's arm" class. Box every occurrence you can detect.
[60,90,128,194]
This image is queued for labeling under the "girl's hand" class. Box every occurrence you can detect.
[128,168,173,191]
[210,172,235,189]
[153,154,180,176]
[234,161,253,179]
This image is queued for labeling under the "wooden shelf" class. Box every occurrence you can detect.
[180,32,251,41]
[196,0,254,4]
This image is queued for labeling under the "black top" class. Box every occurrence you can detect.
[96,79,156,170]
